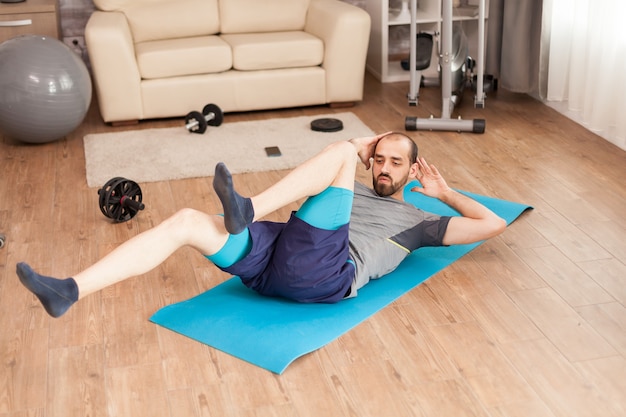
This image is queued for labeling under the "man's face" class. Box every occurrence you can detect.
[371,137,416,198]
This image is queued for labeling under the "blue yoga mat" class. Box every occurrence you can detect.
[150,183,531,373]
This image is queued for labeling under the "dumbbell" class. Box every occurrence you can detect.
[185,103,224,134]
[97,177,145,223]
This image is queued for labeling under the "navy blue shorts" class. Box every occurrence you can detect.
[217,213,354,303]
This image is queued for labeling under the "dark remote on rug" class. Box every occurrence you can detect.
[265,146,282,157]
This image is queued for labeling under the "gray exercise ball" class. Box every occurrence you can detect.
[0,35,92,144]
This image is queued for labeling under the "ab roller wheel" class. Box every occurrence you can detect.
[185,103,224,134]
[0,234,5,249]
[98,177,145,222]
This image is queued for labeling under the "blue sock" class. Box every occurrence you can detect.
[16,262,78,318]
[213,162,254,234]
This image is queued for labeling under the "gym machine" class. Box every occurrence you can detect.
[405,0,492,133]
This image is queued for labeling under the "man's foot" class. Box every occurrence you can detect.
[16,262,79,318]
[213,162,254,234]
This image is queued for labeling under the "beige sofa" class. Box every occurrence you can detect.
[85,0,371,124]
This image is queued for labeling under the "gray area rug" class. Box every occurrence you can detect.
[83,112,374,188]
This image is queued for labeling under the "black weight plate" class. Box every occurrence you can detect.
[311,118,343,132]
[185,110,207,134]
[98,177,124,219]
[202,103,224,126]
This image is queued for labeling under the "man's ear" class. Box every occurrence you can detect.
[408,161,419,179]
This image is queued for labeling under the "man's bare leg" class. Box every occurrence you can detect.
[17,208,229,317]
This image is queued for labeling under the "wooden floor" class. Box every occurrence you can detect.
[1,73,625,417]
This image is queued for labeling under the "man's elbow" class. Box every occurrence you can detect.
[443,215,508,246]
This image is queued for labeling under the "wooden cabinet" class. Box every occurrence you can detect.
[0,0,60,43]
[364,0,489,82]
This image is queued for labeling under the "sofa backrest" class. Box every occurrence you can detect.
[92,0,311,42]
[219,0,310,34]
[93,0,220,43]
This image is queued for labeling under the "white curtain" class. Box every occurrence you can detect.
[542,0,626,150]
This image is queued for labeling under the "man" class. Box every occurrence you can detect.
[16,132,506,317]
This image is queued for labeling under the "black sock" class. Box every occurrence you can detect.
[213,162,254,234]
[16,262,78,318]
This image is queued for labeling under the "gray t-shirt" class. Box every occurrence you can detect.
[347,182,451,297]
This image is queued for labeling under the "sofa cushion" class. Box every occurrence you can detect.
[122,0,220,43]
[220,32,323,71]
[136,36,232,79]
[219,0,310,34]
[93,0,150,11]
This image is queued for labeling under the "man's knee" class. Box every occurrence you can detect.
[162,208,219,236]
[164,208,200,226]
[162,208,228,251]
[328,141,358,188]
[327,140,359,160]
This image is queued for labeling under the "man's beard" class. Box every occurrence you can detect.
[373,173,403,197]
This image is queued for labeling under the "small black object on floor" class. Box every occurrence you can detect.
[98,177,145,222]
[265,146,281,157]
[311,118,343,132]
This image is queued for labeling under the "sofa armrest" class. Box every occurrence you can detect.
[85,11,143,123]
[305,0,371,103]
